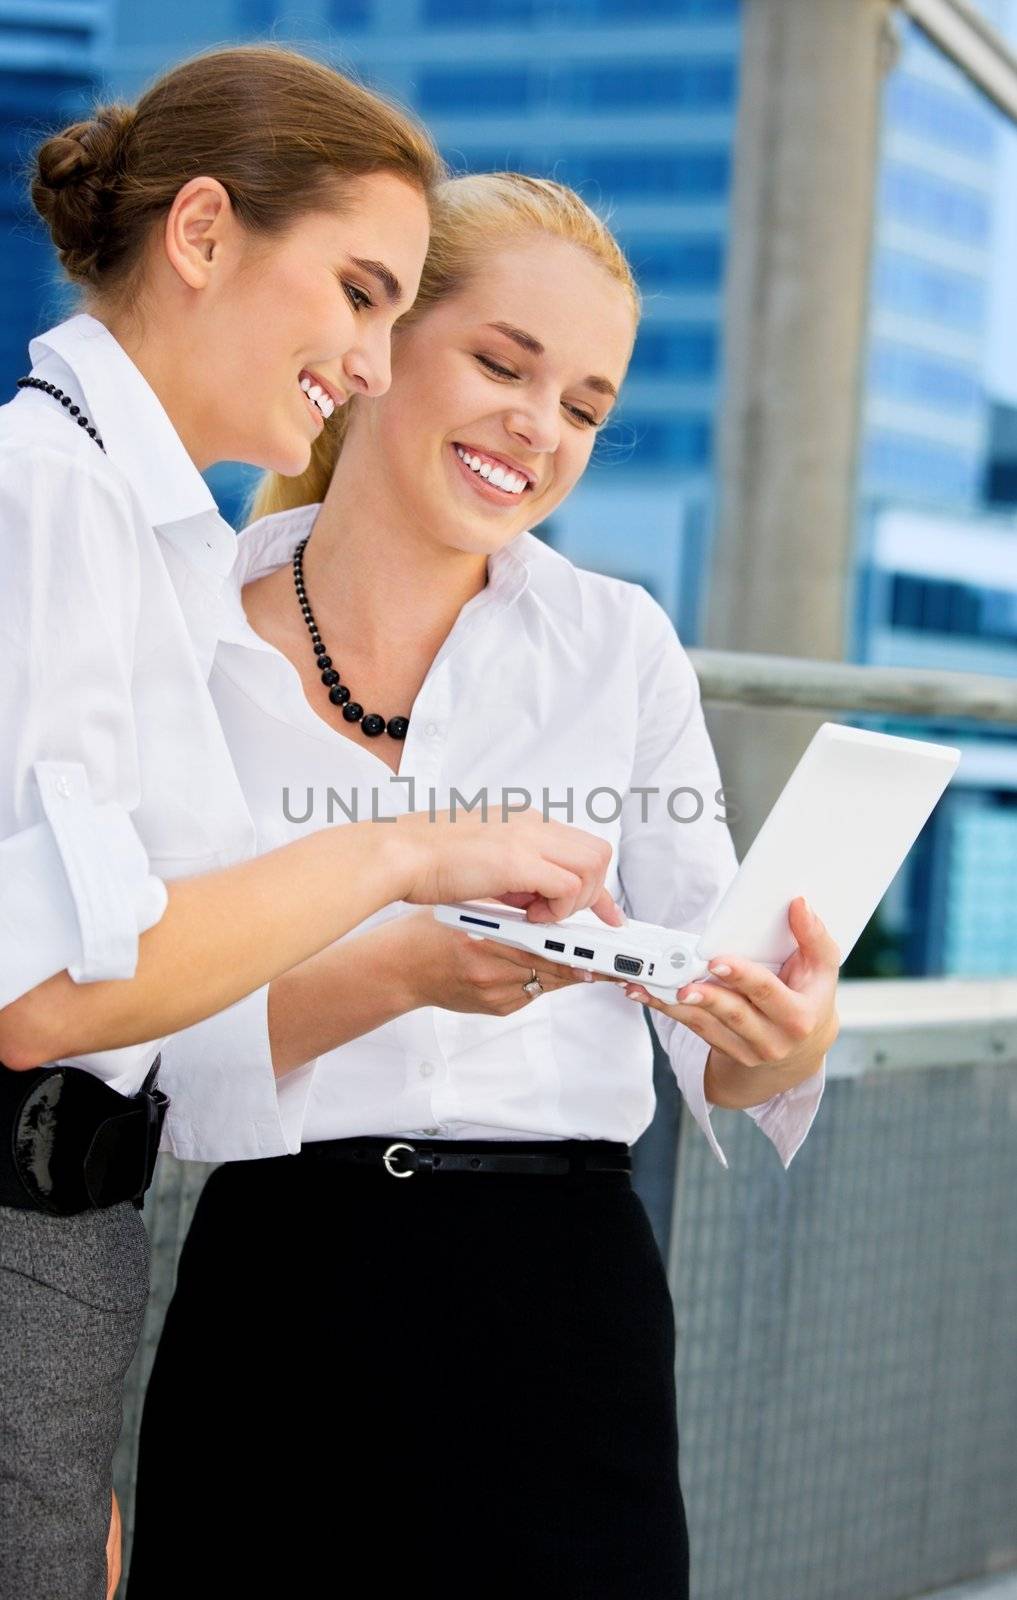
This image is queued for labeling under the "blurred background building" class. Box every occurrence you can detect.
[0,2,111,385]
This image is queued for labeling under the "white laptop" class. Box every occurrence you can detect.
[434,723,960,1001]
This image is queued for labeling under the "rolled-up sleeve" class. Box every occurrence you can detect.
[616,588,824,1170]
[0,446,168,1010]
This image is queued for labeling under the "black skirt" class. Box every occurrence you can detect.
[126,1143,689,1599]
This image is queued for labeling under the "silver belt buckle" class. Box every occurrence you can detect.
[383,1141,416,1178]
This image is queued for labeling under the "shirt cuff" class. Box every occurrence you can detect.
[33,760,167,985]
[741,1056,827,1169]
[0,812,164,1008]
[662,1015,827,1172]
[159,985,317,1162]
[661,1018,731,1170]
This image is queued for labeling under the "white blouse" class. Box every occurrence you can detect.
[160,504,826,1170]
[0,314,257,1093]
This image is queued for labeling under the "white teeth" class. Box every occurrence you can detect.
[455,445,527,493]
[299,376,335,419]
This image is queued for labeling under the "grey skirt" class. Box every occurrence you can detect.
[0,1200,150,1600]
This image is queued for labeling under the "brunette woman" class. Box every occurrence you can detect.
[0,73,618,1600]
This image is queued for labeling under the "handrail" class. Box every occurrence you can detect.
[899,0,1017,126]
[830,977,1017,1077]
[688,649,1017,725]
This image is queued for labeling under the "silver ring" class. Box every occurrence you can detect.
[383,1141,416,1178]
[522,967,544,998]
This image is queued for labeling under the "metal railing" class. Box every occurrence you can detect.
[689,649,1017,725]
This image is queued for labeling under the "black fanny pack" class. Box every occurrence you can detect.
[0,1057,167,1216]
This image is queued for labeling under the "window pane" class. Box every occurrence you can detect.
[627,236,724,290]
[862,430,980,502]
[417,66,531,114]
[619,413,712,467]
[571,59,736,111]
[883,72,995,159]
[423,0,534,22]
[868,342,981,413]
[873,250,986,331]
[581,148,730,198]
[880,162,991,246]
[629,326,718,378]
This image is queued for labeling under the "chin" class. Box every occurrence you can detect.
[448,518,527,557]
[266,435,314,479]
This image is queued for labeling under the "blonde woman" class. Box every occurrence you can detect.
[127,176,838,1598]
[0,76,620,1600]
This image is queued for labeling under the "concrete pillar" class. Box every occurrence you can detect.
[705,0,896,851]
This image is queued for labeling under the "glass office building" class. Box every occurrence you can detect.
[0,2,111,398]
[857,16,1017,978]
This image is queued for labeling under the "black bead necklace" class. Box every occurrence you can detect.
[293,537,409,741]
[16,376,105,451]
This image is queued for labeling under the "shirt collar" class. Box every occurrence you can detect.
[488,530,584,625]
[29,314,233,568]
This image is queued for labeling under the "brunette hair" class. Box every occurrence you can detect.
[30,44,443,295]
[249,171,641,520]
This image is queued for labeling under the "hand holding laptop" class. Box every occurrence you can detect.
[623,893,841,1111]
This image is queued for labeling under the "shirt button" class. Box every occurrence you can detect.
[422,1127,440,1137]
[425,721,441,738]
[55,775,72,799]
[419,1061,436,1079]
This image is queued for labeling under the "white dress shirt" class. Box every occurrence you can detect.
[0,314,257,1092]
[160,504,825,1169]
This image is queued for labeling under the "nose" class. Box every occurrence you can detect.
[504,398,560,457]
[342,325,393,399]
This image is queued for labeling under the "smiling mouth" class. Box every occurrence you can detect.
[298,370,339,422]
[452,443,533,496]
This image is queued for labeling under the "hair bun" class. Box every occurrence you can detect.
[30,104,137,284]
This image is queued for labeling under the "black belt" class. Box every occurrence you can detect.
[299,1137,631,1180]
[0,1057,167,1215]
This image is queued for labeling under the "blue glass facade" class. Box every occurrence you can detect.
[0,18,105,400]
[879,161,991,245]
[861,19,996,519]
[416,58,736,115]
[868,342,980,413]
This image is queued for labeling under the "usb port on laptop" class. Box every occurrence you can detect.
[573,946,594,959]
[544,939,565,952]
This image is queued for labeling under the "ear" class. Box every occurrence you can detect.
[162,176,234,291]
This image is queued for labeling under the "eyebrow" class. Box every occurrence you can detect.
[348,256,403,306]
[484,320,619,401]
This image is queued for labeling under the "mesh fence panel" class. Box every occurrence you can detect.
[671,1064,1017,1600]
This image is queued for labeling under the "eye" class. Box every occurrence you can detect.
[476,352,604,428]
[343,281,374,312]
[475,353,517,379]
[564,404,599,428]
